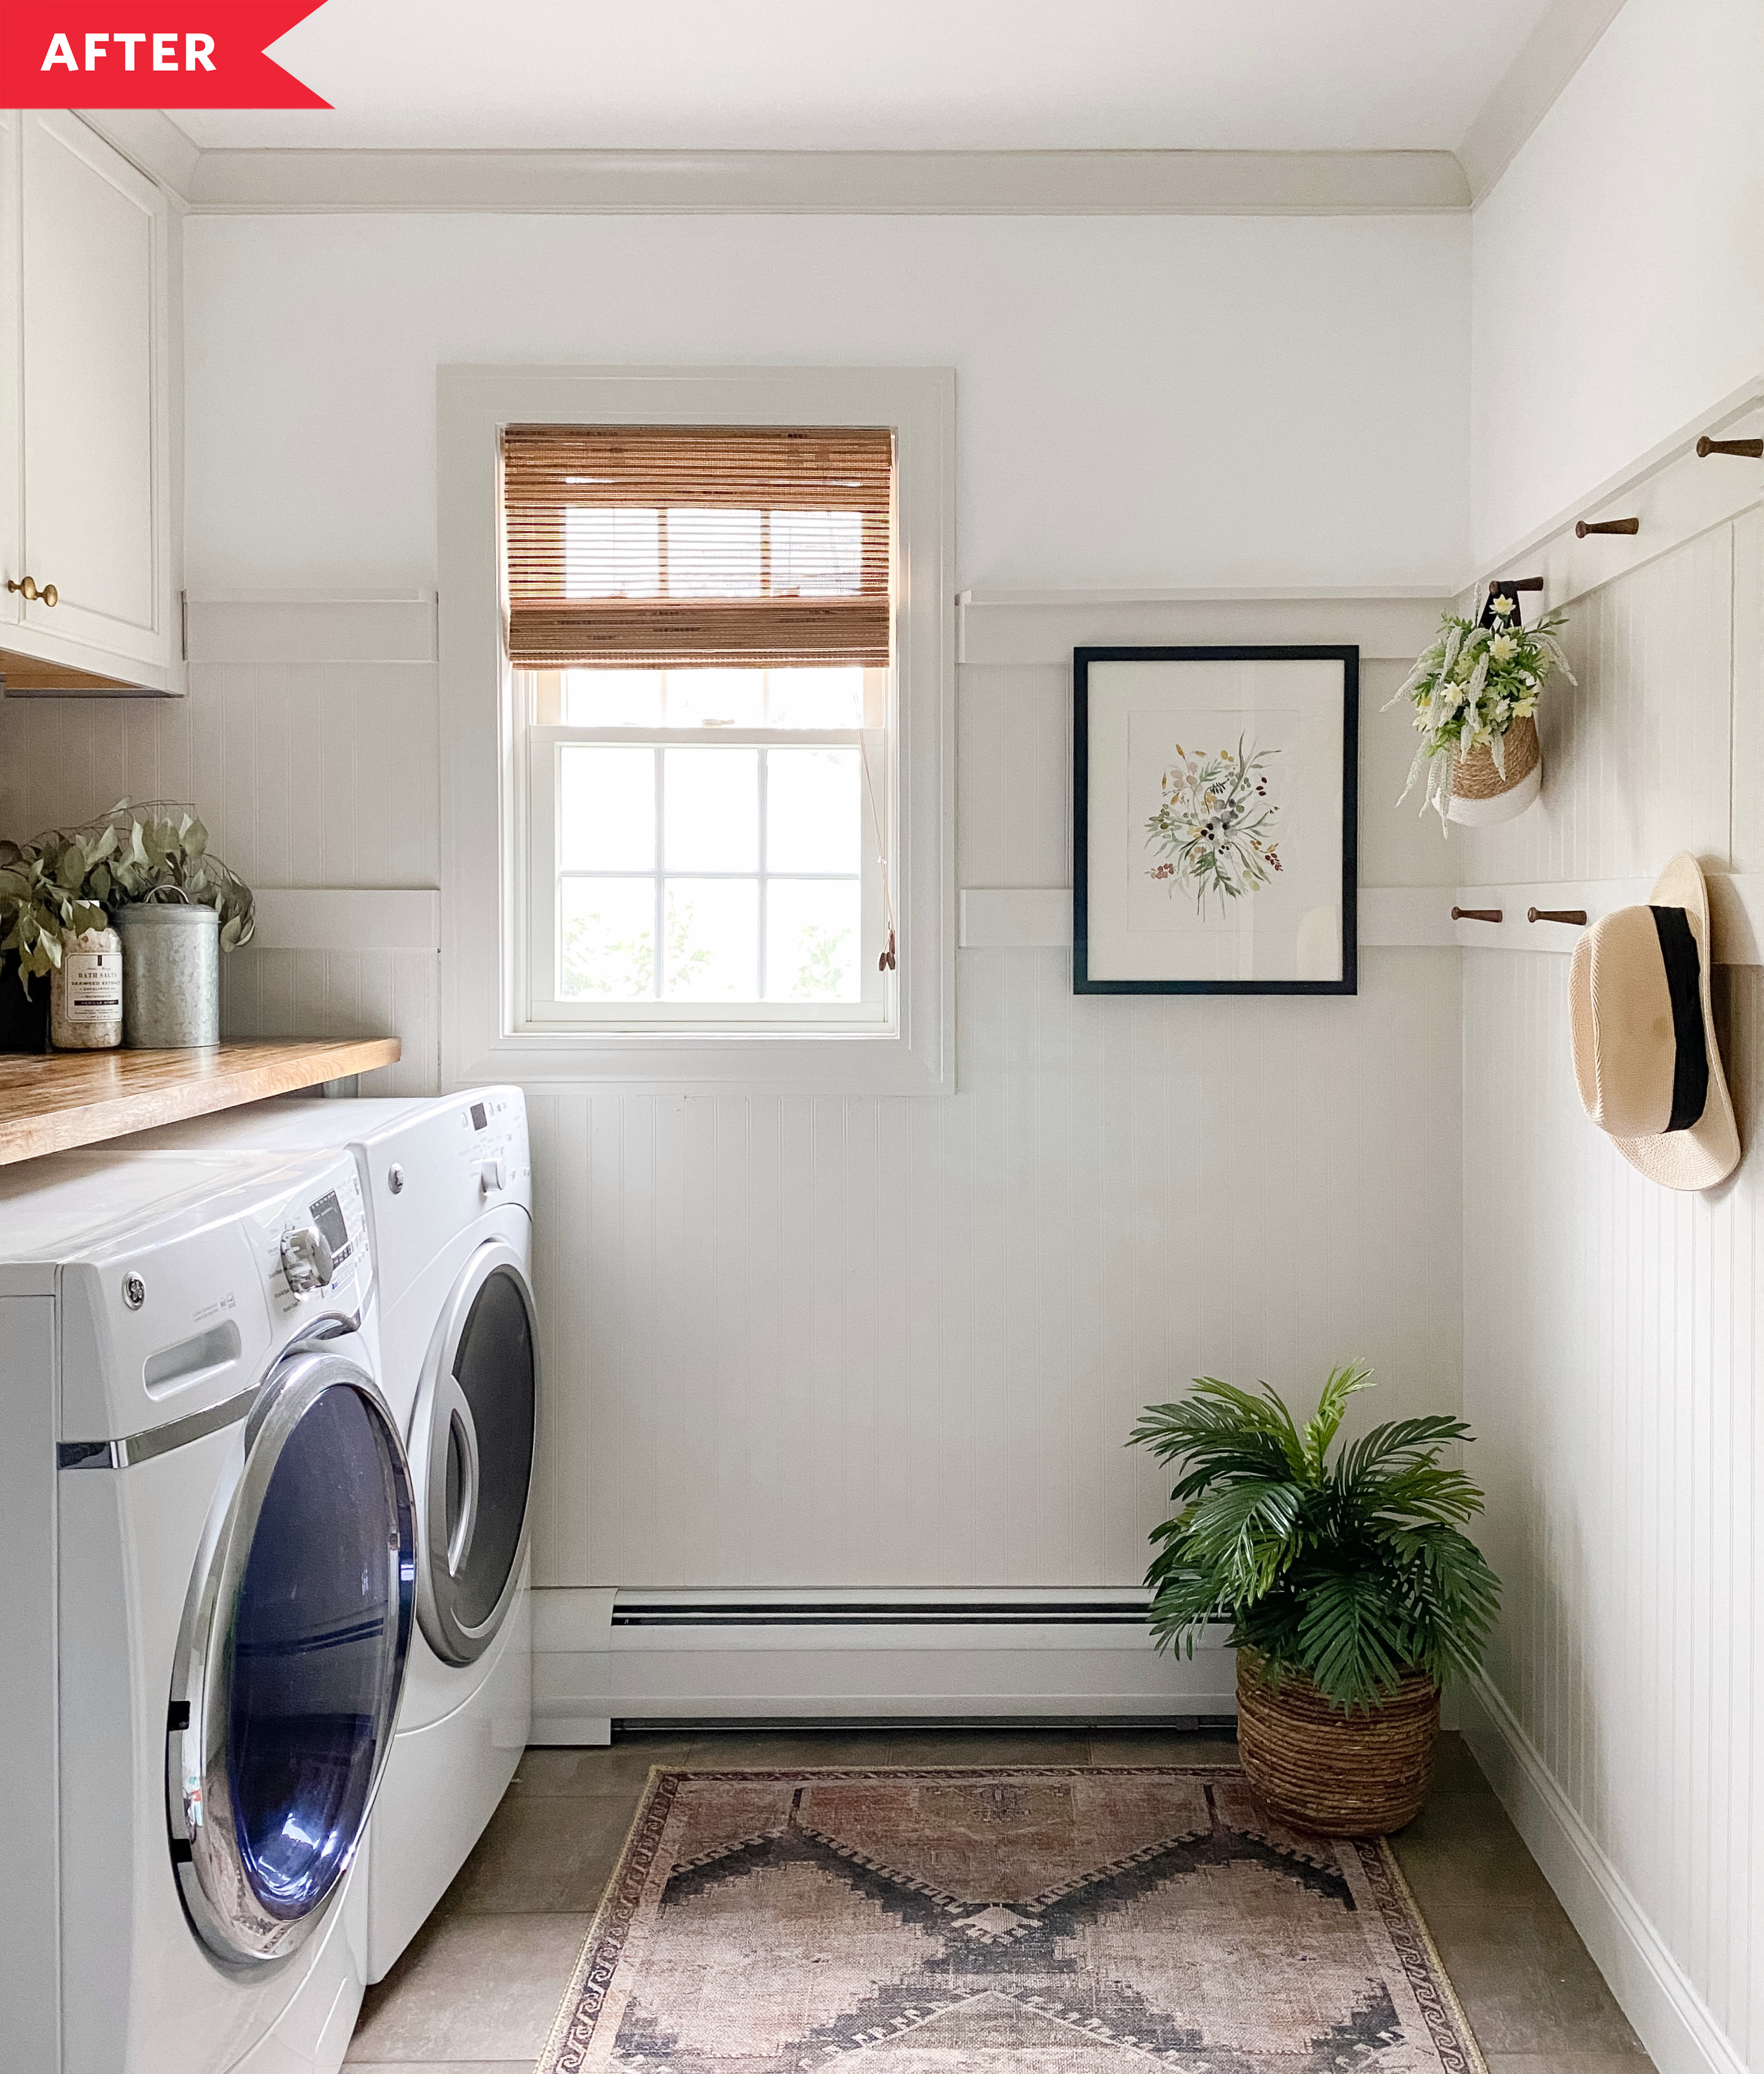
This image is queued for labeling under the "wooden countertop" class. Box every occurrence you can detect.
[0,1037,402,1166]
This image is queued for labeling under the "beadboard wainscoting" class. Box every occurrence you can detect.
[1456,504,1763,2074]
[519,609,1467,1610]
[522,943,1465,1599]
[0,600,442,1095]
[0,590,1470,1721]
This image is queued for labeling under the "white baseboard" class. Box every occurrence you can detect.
[531,1587,1236,1743]
[1461,1675,1747,2074]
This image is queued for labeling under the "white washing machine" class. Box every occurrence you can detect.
[119,1089,538,1980]
[0,1143,414,2074]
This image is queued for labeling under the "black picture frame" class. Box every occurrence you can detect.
[1073,644,1359,995]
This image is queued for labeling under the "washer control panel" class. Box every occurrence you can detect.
[455,1089,529,1205]
[266,1161,371,1316]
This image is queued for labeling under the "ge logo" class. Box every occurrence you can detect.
[122,1273,147,1311]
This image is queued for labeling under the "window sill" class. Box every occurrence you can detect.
[459,1028,952,1096]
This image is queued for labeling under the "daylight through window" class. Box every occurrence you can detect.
[504,425,896,1028]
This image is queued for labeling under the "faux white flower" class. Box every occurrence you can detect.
[1384,600,1575,831]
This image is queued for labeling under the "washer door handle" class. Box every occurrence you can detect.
[437,1374,481,1580]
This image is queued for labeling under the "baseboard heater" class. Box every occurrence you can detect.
[530,1587,1238,1746]
[612,1597,1158,1627]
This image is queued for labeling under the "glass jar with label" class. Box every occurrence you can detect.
[50,925,124,1050]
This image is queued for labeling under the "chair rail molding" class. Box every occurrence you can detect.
[1451,877,1763,963]
[1467,384,1763,613]
[957,589,1453,669]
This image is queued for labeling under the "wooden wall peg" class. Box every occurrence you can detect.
[1528,907,1588,926]
[1488,576,1544,594]
[1452,907,1504,923]
[1575,517,1640,538]
[1696,435,1763,459]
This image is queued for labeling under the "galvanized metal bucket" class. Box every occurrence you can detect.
[116,901,221,1047]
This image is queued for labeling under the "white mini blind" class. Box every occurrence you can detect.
[502,425,894,670]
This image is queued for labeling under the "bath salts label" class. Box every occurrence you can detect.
[65,949,122,1024]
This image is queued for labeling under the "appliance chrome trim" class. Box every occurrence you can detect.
[407,1238,538,1669]
[58,1384,260,1470]
[165,1346,415,1970]
[56,1311,372,1470]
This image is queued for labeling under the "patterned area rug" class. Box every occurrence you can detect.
[538,1767,1484,2073]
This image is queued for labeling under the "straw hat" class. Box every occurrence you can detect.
[1569,853,1740,1191]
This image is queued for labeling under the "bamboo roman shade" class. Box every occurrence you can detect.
[502,424,894,669]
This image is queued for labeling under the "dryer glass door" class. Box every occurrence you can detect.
[169,1349,416,1968]
[414,1244,538,1666]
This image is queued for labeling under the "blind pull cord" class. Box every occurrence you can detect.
[860,731,897,972]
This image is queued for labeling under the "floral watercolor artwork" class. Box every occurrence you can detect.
[1143,737,1281,914]
[1074,647,1356,995]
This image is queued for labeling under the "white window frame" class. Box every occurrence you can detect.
[438,365,955,1094]
[526,714,885,1028]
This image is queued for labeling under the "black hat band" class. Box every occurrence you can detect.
[1649,905,1709,1132]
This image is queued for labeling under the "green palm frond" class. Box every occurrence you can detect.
[1293,1570,1412,1705]
[1180,1479,1305,1599]
[1300,1362,1375,1476]
[1336,1414,1471,1483]
[1130,1363,1500,1711]
[1131,1375,1306,1482]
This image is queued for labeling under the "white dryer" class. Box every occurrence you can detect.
[0,1144,413,2074]
[118,1089,539,1980]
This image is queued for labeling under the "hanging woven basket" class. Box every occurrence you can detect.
[1444,715,1542,826]
[1235,1652,1441,1836]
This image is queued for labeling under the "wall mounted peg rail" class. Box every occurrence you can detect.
[1528,907,1588,926]
[1696,435,1763,459]
[1452,907,1504,923]
[1575,516,1640,538]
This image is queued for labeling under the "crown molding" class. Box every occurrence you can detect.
[74,5,1630,225]
[72,107,201,201]
[168,145,1470,215]
[1456,0,1630,203]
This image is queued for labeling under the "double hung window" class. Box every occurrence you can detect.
[505,425,896,1031]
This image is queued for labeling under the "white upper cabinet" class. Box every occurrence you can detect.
[0,109,20,644]
[0,112,179,694]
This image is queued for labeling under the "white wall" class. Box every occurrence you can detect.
[182,212,1469,595]
[1458,14,1764,2061]
[1470,0,1763,561]
[1458,519,1763,2066]
[56,207,1458,1600]
[528,646,1463,1588]
[0,654,442,1094]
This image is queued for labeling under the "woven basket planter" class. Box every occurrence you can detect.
[1444,714,1541,827]
[1236,1652,1441,1836]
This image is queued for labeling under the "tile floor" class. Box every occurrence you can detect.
[344,1727,1655,2074]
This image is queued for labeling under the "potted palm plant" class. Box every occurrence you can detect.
[1130,1363,1501,1835]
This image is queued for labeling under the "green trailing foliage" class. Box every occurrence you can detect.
[0,799,255,991]
[0,835,113,986]
[1130,1364,1501,1713]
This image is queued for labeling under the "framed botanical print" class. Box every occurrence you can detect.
[1073,645,1358,994]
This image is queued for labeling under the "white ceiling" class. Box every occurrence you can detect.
[168,0,1559,154]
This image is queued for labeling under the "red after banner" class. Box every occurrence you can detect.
[0,2,330,107]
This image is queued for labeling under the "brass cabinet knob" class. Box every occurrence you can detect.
[6,576,57,606]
